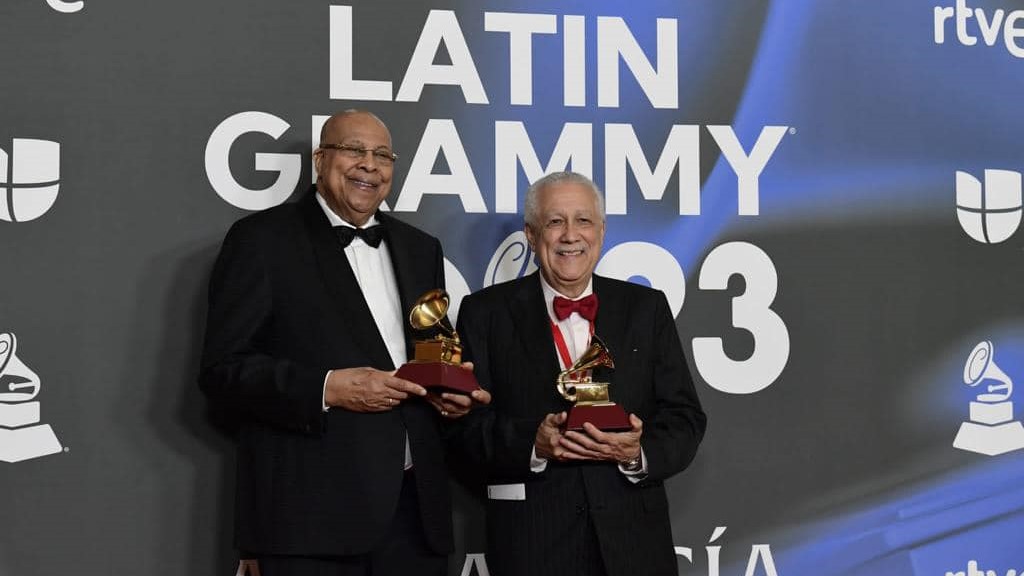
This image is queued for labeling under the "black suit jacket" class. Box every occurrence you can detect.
[199,188,453,557]
[453,273,706,576]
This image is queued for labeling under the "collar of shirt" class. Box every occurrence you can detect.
[315,190,380,236]
[539,274,594,323]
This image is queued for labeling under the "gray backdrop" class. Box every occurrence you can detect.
[2,1,1023,575]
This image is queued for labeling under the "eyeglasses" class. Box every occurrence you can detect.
[319,143,398,165]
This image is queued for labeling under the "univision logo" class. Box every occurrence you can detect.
[955,169,1023,244]
[0,139,61,223]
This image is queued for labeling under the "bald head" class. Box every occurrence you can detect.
[319,109,391,146]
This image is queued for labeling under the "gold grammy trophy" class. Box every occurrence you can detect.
[394,289,480,394]
[557,335,631,431]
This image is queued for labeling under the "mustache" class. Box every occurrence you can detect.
[554,243,587,252]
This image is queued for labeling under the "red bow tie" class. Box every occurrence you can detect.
[553,294,599,322]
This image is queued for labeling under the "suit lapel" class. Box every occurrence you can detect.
[377,212,419,321]
[299,190,393,368]
[377,212,428,359]
[509,273,561,380]
[592,275,631,381]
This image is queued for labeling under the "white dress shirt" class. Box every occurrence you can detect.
[315,192,413,469]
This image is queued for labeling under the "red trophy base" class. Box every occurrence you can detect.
[565,403,632,432]
[395,362,480,395]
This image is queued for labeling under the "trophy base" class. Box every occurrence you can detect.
[953,420,1024,456]
[395,362,480,395]
[565,403,632,432]
[0,424,62,463]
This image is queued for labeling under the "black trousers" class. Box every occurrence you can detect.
[257,471,447,576]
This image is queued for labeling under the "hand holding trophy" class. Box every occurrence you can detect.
[557,335,631,431]
[394,289,480,395]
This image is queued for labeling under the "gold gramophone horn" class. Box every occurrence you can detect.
[571,336,615,373]
[557,335,615,402]
[409,289,456,338]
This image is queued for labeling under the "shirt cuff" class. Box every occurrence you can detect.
[322,370,331,412]
[619,448,648,483]
[529,446,548,473]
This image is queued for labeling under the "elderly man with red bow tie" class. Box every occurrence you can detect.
[451,171,708,576]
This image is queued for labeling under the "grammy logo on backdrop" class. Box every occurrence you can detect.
[953,340,1024,456]
[0,332,63,463]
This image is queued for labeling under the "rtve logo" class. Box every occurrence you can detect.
[934,0,1024,58]
[46,0,83,13]
[0,139,61,223]
[955,169,1022,244]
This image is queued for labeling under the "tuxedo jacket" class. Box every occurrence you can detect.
[199,188,453,557]
[453,273,707,576]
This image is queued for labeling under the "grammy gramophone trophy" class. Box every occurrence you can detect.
[0,332,63,463]
[557,335,631,431]
[394,289,480,395]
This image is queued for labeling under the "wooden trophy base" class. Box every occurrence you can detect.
[395,362,479,395]
[565,403,632,432]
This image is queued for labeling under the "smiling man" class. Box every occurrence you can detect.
[200,110,489,576]
[314,111,395,227]
[452,171,707,576]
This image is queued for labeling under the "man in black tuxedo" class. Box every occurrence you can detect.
[453,171,707,576]
[200,110,489,576]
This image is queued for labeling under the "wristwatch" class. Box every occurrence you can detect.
[621,453,643,472]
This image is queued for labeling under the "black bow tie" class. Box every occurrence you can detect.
[334,224,386,248]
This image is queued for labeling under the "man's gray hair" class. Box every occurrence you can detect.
[523,171,606,229]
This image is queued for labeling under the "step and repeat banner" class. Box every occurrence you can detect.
[2,0,1023,574]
